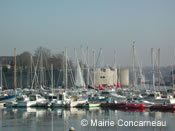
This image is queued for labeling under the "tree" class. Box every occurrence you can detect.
[34,46,51,58]
[49,53,64,70]
[17,51,31,70]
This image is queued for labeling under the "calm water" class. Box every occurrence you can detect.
[0,107,175,131]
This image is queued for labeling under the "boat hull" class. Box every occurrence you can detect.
[0,95,16,103]
[17,101,37,107]
[150,105,175,111]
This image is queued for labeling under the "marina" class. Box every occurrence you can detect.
[1,45,175,131]
[1,0,175,131]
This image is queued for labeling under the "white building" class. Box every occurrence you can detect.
[94,67,117,87]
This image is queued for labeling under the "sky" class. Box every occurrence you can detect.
[0,0,175,67]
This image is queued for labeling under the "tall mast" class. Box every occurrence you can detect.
[65,48,67,89]
[61,51,64,87]
[93,50,96,87]
[117,66,120,87]
[0,64,2,89]
[80,46,84,79]
[87,46,89,86]
[14,48,17,90]
[132,42,136,88]
[151,48,155,90]
[172,49,174,88]
[51,64,53,94]
[30,55,33,87]
[172,64,174,88]
[99,48,103,86]
[114,49,117,86]
[51,64,54,131]
[139,63,144,88]
[158,48,160,89]
[40,47,44,87]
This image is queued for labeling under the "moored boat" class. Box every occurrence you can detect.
[150,104,175,111]
[47,92,71,107]
[84,102,101,108]
[17,94,46,107]
[123,103,146,109]
[101,102,126,109]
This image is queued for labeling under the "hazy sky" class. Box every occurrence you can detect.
[0,0,175,67]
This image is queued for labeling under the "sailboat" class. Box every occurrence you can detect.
[47,64,71,107]
[1,49,17,104]
[0,90,16,104]
[69,54,88,107]
[141,48,175,105]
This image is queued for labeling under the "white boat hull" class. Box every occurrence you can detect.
[70,100,87,107]
[17,101,37,107]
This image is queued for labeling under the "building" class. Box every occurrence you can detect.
[94,67,117,87]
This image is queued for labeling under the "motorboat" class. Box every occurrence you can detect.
[47,92,71,107]
[17,94,47,107]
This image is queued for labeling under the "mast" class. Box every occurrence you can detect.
[172,50,174,88]
[117,66,121,88]
[132,42,136,88]
[99,49,103,86]
[172,65,174,88]
[114,49,117,85]
[0,64,2,89]
[40,47,44,87]
[80,46,84,80]
[30,55,33,87]
[151,48,155,91]
[65,48,67,89]
[50,64,53,131]
[51,64,53,94]
[138,62,142,87]
[14,48,17,90]
[158,48,160,89]
[87,46,89,86]
[93,50,96,87]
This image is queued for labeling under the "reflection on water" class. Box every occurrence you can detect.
[0,107,175,131]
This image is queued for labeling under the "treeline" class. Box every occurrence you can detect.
[0,47,77,89]
[0,46,74,71]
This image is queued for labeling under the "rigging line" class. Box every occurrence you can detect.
[95,48,102,67]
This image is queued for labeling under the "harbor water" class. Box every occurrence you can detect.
[0,107,175,131]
